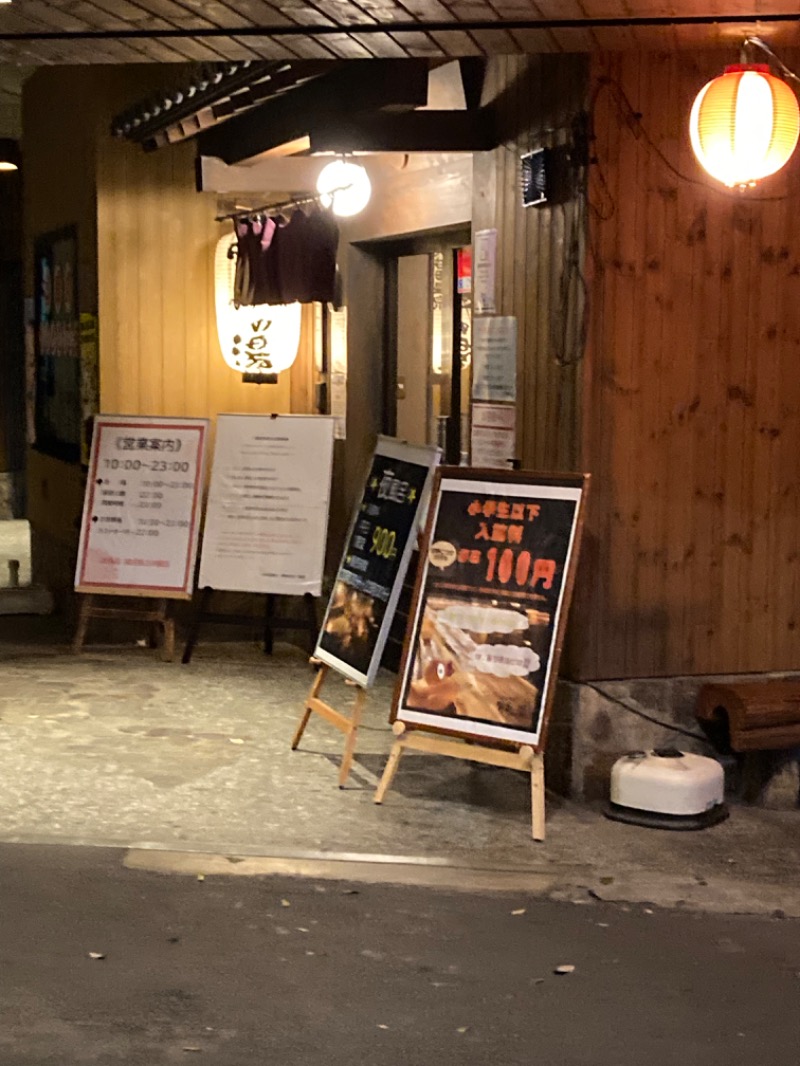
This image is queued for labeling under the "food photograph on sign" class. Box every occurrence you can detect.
[397,474,585,745]
[317,447,434,683]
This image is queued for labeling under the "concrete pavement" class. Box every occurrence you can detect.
[1,842,799,1066]
[0,639,799,916]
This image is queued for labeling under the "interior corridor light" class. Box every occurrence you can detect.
[690,40,800,188]
[0,139,21,173]
[316,159,371,218]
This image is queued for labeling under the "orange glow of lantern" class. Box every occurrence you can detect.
[689,64,800,187]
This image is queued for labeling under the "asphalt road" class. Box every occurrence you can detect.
[1,843,799,1065]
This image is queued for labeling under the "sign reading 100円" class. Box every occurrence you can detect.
[394,468,588,751]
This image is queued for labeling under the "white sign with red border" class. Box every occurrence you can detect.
[75,415,209,599]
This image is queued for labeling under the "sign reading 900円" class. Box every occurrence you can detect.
[315,438,439,688]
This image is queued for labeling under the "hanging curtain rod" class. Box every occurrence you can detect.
[215,191,322,223]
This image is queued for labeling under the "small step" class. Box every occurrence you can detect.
[0,585,53,616]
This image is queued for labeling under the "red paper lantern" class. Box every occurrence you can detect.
[689,64,800,187]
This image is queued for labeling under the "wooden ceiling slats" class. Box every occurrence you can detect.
[428,28,485,54]
[508,27,563,52]
[2,0,800,64]
[386,30,448,55]
[226,34,309,60]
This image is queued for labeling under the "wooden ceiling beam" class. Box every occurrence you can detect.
[197,59,430,163]
[308,108,499,153]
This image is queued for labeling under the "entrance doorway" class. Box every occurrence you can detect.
[382,229,472,465]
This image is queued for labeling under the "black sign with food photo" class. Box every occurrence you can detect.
[395,468,588,750]
[315,438,439,687]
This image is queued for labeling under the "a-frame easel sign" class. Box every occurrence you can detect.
[73,414,209,658]
[292,436,439,786]
[375,467,589,840]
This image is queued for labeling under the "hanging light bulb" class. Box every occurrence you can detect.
[316,159,371,218]
[213,235,301,377]
[690,63,800,187]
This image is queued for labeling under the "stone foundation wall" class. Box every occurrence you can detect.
[549,674,800,806]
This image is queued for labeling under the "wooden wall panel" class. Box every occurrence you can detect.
[473,54,589,473]
[97,117,294,423]
[579,50,800,679]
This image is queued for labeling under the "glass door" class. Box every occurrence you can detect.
[384,234,472,465]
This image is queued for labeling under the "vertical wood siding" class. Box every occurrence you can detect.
[97,134,301,422]
[580,50,800,679]
[472,54,589,473]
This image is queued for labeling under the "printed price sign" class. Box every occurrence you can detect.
[394,468,588,750]
[75,415,209,598]
[315,438,439,687]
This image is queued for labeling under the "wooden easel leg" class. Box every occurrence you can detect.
[72,595,92,655]
[292,665,328,751]
[374,724,407,804]
[338,687,366,788]
[161,612,176,664]
[303,592,318,654]
[263,594,275,655]
[181,586,211,665]
[531,752,546,842]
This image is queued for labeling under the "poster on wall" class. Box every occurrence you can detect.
[315,437,439,687]
[75,415,209,598]
[470,402,516,469]
[472,316,517,402]
[394,468,588,750]
[198,414,335,596]
[473,228,497,314]
[34,226,81,463]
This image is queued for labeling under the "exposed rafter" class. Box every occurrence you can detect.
[309,109,498,154]
[197,60,430,165]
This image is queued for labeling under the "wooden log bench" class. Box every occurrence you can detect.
[696,681,800,802]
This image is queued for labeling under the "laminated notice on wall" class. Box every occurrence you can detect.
[472,316,517,403]
[473,228,497,314]
[471,403,516,469]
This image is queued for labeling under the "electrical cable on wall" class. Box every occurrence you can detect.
[584,682,713,745]
[590,73,798,204]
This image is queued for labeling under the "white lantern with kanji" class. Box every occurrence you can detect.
[214,235,301,376]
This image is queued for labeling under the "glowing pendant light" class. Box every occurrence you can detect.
[690,63,800,187]
[214,235,301,377]
[316,159,371,218]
